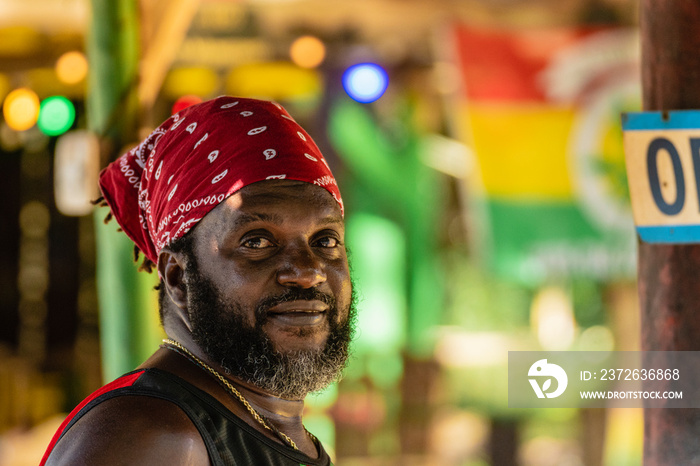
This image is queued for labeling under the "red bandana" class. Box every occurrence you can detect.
[99,96,343,265]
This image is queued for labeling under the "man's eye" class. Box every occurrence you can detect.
[243,237,274,249]
[316,236,339,248]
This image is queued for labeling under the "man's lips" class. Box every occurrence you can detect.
[266,300,328,326]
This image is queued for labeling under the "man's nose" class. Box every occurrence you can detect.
[276,243,327,288]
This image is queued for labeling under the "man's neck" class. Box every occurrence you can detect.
[223,374,306,419]
[159,325,318,457]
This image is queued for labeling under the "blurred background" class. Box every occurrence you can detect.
[0,0,643,464]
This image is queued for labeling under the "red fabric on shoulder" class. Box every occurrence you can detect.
[39,370,146,465]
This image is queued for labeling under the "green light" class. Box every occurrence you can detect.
[37,96,75,136]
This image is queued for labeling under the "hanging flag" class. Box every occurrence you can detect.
[451,24,639,283]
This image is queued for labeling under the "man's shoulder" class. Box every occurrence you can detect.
[44,386,210,465]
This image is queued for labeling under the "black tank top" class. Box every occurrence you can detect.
[41,368,333,466]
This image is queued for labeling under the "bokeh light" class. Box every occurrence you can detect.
[172,95,203,115]
[290,35,326,69]
[37,96,76,136]
[225,62,322,101]
[0,26,42,57]
[342,63,389,103]
[56,51,88,85]
[3,88,40,131]
[0,72,10,102]
[530,286,576,350]
[163,67,219,99]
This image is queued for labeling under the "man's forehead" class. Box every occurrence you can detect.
[231,179,338,207]
[201,180,343,229]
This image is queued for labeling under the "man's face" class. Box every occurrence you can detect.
[181,180,354,399]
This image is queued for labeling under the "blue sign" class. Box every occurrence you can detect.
[623,110,700,243]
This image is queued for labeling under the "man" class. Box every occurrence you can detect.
[41,96,355,465]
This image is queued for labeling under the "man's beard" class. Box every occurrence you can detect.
[184,258,356,400]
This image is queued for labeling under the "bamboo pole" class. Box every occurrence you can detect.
[87,0,159,382]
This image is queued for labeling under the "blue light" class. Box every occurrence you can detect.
[342,63,389,103]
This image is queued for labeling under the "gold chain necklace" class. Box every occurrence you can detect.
[161,338,312,451]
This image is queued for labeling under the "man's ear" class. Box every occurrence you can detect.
[158,248,188,310]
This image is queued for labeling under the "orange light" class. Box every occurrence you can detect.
[56,51,88,85]
[3,88,40,131]
[289,35,326,69]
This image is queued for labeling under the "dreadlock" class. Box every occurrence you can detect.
[92,196,199,325]
[92,196,156,274]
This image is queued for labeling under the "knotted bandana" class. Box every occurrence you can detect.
[99,96,343,265]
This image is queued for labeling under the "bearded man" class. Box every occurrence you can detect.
[41,97,355,465]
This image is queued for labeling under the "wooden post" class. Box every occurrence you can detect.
[639,1,700,463]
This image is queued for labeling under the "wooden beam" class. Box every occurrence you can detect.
[138,0,201,110]
[639,1,700,463]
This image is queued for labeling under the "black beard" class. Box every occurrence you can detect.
[184,257,356,400]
